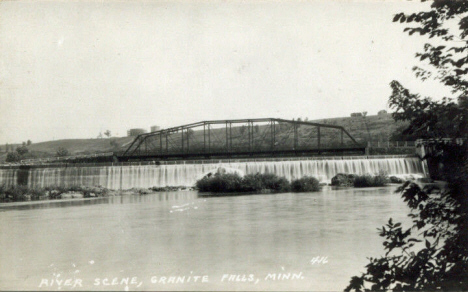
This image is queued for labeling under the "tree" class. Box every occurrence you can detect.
[5,152,21,163]
[390,124,421,141]
[16,146,29,156]
[109,139,119,150]
[240,125,246,135]
[56,147,70,157]
[390,81,467,139]
[104,130,111,138]
[27,140,32,145]
[347,1,468,291]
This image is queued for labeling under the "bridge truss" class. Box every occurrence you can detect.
[118,118,365,161]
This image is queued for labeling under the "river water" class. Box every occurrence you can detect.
[0,186,411,291]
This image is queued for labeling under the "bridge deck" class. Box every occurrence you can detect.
[116,147,366,161]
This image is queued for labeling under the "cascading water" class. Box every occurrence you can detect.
[0,168,17,188]
[0,157,428,189]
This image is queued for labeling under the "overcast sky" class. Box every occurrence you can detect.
[0,0,453,144]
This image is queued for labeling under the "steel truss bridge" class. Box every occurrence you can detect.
[118,118,365,161]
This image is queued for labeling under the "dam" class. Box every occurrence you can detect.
[0,156,428,189]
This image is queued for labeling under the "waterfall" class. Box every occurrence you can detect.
[0,168,17,188]
[0,157,428,189]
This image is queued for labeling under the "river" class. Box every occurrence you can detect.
[0,186,411,291]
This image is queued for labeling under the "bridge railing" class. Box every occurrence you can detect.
[18,152,114,165]
[366,141,416,148]
[367,139,465,148]
[415,138,465,145]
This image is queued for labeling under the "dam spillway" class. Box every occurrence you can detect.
[0,156,428,189]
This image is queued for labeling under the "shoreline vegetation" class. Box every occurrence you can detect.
[0,185,193,203]
[0,171,428,203]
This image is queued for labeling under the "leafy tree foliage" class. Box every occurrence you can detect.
[346,1,468,291]
[16,146,29,156]
[387,0,468,140]
[390,124,421,141]
[290,176,320,192]
[56,147,70,157]
[389,81,467,139]
[5,152,21,163]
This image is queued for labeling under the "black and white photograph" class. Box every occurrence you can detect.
[0,0,467,291]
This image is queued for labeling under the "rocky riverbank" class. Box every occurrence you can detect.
[0,185,195,203]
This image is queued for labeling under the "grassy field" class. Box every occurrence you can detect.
[26,137,134,154]
[311,113,407,143]
[0,137,134,162]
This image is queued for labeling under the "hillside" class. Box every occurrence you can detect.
[0,137,134,162]
[27,137,134,154]
[310,112,407,143]
[0,113,406,162]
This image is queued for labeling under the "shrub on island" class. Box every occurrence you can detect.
[260,173,291,192]
[389,176,404,184]
[290,176,321,192]
[240,173,266,192]
[331,171,390,188]
[331,173,356,187]
[241,173,291,193]
[196,172,288,193]
[353,172,390,188]
[195,173,320,194]
[196,173,243,193]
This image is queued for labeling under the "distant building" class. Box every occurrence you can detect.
[350,112,363,117]
[150,125,161,132]
[127,128,147,137]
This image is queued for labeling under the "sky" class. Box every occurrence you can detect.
[0,0,454,144]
